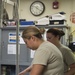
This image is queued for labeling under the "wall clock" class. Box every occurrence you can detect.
[30,1,45,16]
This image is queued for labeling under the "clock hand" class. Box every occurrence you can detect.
[35,6,42,11]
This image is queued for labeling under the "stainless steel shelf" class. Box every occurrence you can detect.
[35,24,69,28]
[0,24,70,30]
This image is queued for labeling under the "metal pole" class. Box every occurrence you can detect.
[14,0,20,75]
[0,0,3,74]
[0,0,4,27]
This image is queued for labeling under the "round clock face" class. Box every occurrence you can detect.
[30,1,45,16]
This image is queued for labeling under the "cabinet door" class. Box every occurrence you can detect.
[1,29,31,65]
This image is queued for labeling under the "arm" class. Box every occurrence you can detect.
[65,63,75,75]
[30,64,45,75]
[19,66,32,75]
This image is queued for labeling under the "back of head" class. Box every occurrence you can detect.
[22,26,45,39]
[47,28,65,39]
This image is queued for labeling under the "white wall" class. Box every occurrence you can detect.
[5,0,74,23]
[5,0,75,39]
[19,0,74,24]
